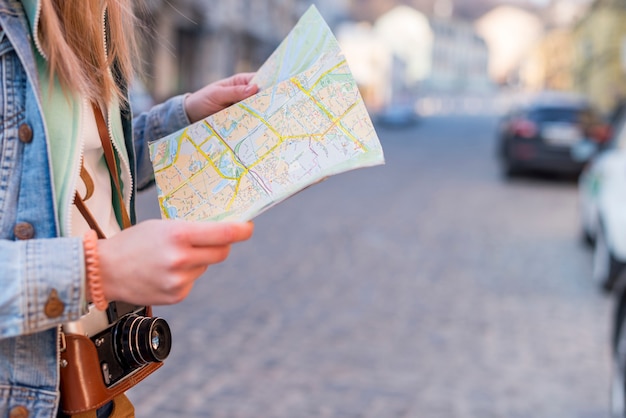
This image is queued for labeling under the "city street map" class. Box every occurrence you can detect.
[148,5,385,222]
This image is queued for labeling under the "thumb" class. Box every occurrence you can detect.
[233,83,259,101]
[210,85,256,108]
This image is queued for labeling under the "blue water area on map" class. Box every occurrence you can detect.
[165,203,178,219]
[212,179,231,194]
[218,156,237,176]
[167,136,180,164]
[216,124,237,139]
[189,160,203,173]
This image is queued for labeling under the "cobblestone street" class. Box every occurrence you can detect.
[128,115,611,417]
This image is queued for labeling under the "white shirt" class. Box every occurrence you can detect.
[71,101,124,238]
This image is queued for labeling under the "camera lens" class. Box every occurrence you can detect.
[113,314,172,368]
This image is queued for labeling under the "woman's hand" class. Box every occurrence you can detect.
[184,72,259,123]
[96,219,254,306]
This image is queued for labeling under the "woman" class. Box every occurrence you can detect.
[0,0,258,416]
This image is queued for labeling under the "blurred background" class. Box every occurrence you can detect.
[126,0,626,417]
[133,0,625,120]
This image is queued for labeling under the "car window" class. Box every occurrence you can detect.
[529,107,580,123]
[529,106,607,129]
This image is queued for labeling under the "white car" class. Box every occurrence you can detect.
[578,109,626,417]
[579,113,626,291]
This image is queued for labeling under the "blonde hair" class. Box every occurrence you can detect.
[37,0,138,107]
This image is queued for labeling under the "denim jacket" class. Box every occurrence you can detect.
[0,1,191,416]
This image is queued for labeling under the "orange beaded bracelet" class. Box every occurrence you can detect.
[83,229,108,311]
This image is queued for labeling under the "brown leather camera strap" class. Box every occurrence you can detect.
[73,103,131,239]
[74,195,106,239]
[79,164,94,201]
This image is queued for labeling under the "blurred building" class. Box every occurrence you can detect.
[336,22,392,111]
[373,5,434,109]
[543,0,591,28]
[572,0,626,115]
[424,17,492,94]
[346,0,544,23]
[137,0,349,101]
[475,5,544,85]
[338,5,491,112]
[520,28,575,92]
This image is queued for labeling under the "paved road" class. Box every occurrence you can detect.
[127,114,612,418]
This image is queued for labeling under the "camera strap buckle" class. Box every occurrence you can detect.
[59,329,67,353]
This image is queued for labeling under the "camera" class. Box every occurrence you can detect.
[60,302,172,414]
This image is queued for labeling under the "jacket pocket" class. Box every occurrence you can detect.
[0,385,59,418]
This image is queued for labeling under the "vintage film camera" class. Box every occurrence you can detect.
[60,301,172,414]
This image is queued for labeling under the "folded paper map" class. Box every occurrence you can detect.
[148,5,385,222]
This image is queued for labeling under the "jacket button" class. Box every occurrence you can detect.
[14,222,35,240]
[18,123,33,143]
[44,289,65,318]
[9,405,29,418]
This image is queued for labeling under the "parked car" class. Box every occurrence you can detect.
[375,104,418,128]
[612,294,626,417]
[497,91,611,177]
[578,110,626,291]
[579,108,626,416]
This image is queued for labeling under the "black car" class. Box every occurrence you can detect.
[496,92,611,177]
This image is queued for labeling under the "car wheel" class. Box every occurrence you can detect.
[502,161,519,178]
[593,224,626,291]
[499,149,520,179]
[612,311,626,417]
[581,225,595,247]
[580,215,595,247]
